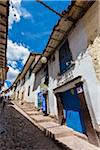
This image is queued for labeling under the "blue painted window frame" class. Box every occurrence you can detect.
[59,39,73,74]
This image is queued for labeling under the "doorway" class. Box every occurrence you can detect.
[57,86,99,146]
[38,92,49,115]
[59,87,86,134]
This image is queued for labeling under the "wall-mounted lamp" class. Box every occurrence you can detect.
[41,56,47,64]
[13,84,16,87]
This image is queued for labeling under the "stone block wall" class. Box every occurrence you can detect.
[88,36,100,81]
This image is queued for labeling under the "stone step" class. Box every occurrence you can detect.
[22,108,34,111]
[38,121,60,132]
[26,110,42,115]
[46,125,74,139]
[56,136,99,150]
[30,115,52,123]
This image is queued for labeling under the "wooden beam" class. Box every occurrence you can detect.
[0,2,7,8]
[55,29,66,34]
[0,36,6,40]
[0,41,6,45]
[48,45,55,49]
[0,33,6,39]
[0,53,5,57]
[0,63,5,66]
[74,4,84,9]
[0,44,5,49]
[51,38,61,42]
[0,55,6,61]
[0,24,6,32]
[0,48,5,51]
[0,62,5,64]
[0,31,6,37]
[0,30,6,34]
[0,65,4,67]
[0,55,5,58]
[0,15,6,24]
[67,16,76,22]
[44,51,51,53]
[0,60,5,64]
[0,5,7,18]
[0,60,4,62]
[0,61,4,63]
[0,21,6,27]
[0,51,5,54]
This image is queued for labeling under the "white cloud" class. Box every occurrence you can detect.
[7,39,30,83]
[7,39,30,64]
[1,82,9,91]
[7,66,20,83]
[20,7,32,18]
[21,32,25,36]
[9,60,17,69]
[9,0,32,29]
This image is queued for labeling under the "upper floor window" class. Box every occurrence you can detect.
[28,86,30,96]
[22,76,25,85]
[59,39,72,74]
[29,67,32,78]
[17,79,20,86]
[44,66,49,85]
[29,61,34,78]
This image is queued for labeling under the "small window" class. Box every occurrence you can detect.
[29,68,32,78]
[28,86,30,96]
[44,66,49,85]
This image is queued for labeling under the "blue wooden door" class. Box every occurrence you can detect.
[60,88,86,134]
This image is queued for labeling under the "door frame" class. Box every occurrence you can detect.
[55,82,99,146]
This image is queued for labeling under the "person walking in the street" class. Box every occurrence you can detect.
[2,97,6,109]
[0,94,3,104]
[2,93,8,109]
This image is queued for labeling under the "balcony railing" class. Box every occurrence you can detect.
[57,68,74,87]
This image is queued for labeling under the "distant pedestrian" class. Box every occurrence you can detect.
[2,95,8,109]
[0,95,3,104]
[2,97,6,109]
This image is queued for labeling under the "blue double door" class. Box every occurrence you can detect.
[59,88,86,134]
[38,92,47,112]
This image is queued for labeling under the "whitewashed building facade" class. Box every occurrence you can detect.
[11,53,40,103]
[32,0,100,146]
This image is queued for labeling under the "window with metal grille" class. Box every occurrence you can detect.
[59,39,72,74]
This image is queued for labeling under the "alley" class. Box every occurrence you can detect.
[0,102,67,150]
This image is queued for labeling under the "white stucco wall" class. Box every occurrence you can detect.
[33,67,45,108]
[68,14,100,127]
[14,72,35,103]
[48,2,100,127]
[33,86,40,108]
[23,73,35,102]
[48,51,59,117]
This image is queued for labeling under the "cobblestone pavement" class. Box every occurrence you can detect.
[0,103,68,150]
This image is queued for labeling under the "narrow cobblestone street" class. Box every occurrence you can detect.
[0,102,67,150]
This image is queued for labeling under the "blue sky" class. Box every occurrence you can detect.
[5,0,71,88]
